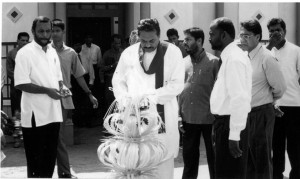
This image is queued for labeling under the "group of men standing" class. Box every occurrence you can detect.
[6,14,300,179]
[178,17,299,179]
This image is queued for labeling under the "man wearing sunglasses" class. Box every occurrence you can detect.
[239,19,286,179]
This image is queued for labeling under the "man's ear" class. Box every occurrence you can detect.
[221,31,226,40]
[196,38,203,46]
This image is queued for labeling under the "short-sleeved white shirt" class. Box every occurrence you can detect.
[14,40,63,127]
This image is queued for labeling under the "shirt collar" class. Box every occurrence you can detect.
[32,39,49,51]
[191,48,206,63]
[220,42,236,62]
[248,43,262,60]
[274,39,287,51]
[83,43,93,48]
[51,41,66,51]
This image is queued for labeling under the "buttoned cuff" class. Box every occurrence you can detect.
[89,80,94,85]
[148,94,158,105]
[229,130,241,141]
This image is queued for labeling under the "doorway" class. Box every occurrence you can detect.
[67,17,111,53]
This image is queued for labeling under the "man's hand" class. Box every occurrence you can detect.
[88,94,98,108]
[229,140,242,158]
[47,88,63,100]
[267,31,283,50]
[139,97,150,110]
[1,129,6,149]
[178,119,185,133]
[274,105,284,117]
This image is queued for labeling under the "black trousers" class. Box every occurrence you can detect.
[22,114,60,178]
[182,122,215,179]
[104,74,115,108]
[213,115,249,179]
[248,103,275,179]
[273,106,300,179]
[10,80,22,115]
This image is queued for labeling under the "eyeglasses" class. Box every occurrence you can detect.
[239,34,254,40]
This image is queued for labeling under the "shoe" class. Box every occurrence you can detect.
[59,173,78,179]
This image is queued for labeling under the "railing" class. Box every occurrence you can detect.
[2,42,17,117]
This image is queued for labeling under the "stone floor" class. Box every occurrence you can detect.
[1,125,209,178]
[1,125,291,179]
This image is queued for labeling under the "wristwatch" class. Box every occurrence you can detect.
[85,90,92,96]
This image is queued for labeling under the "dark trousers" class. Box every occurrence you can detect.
[71,74,96,127]
[22,114,60,178]
[10,80,22,114]
[273,106,300,179]
[213,115,249,179]
[182,123,215,179]
[248,103,275,179]
[104,74,115,108]
[57,109,71,176]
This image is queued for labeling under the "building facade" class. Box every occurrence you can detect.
[1,2,300,116]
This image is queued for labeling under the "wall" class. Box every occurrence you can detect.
[38,3,54,20]
[193,3,216,54]
[239,3,278,40]
[2,3,38,42]
[278,3,296,44]
[125,3,140,38]
[150,3,194,42]
[238,3,296,44]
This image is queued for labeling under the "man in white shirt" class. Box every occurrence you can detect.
[239,19,286,179]
[14,16,65,178]
[209,17,252,179]
[112,18,184,178]
[266,18,300,179]
[81,36,102,90]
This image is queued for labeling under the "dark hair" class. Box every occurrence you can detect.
[111,34,122,42]
[167,28,179,38]
[213,17,235,39]
[184,27,205,45]
[32,16,52,31]
[240,19,262,41]
[52,18,65,31]
[267,18,286,32]
[137,18,160,36]
[17,32,29,40]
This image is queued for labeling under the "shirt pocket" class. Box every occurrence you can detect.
[194,69,213,85]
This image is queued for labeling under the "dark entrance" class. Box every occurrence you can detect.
[67,17,111,53]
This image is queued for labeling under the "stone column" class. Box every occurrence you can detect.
[38,3,55,19]
[55,3,67,42]
[297,3,300,46]
[140,3,150,19]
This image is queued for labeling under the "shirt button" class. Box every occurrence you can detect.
[191,102,193,104]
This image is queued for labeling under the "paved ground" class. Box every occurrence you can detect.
[1,125,291,179]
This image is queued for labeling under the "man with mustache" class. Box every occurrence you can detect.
[14,16,64,178]
[112,18,184,178]
[179,27,219,179]
[239,19,286,179]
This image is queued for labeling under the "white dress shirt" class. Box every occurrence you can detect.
[250,44,286,107]
[271,40,300,106]
[210,42,252,141]
[81,43,102,65]
[112,42,184,159]
[14,40,63,127]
